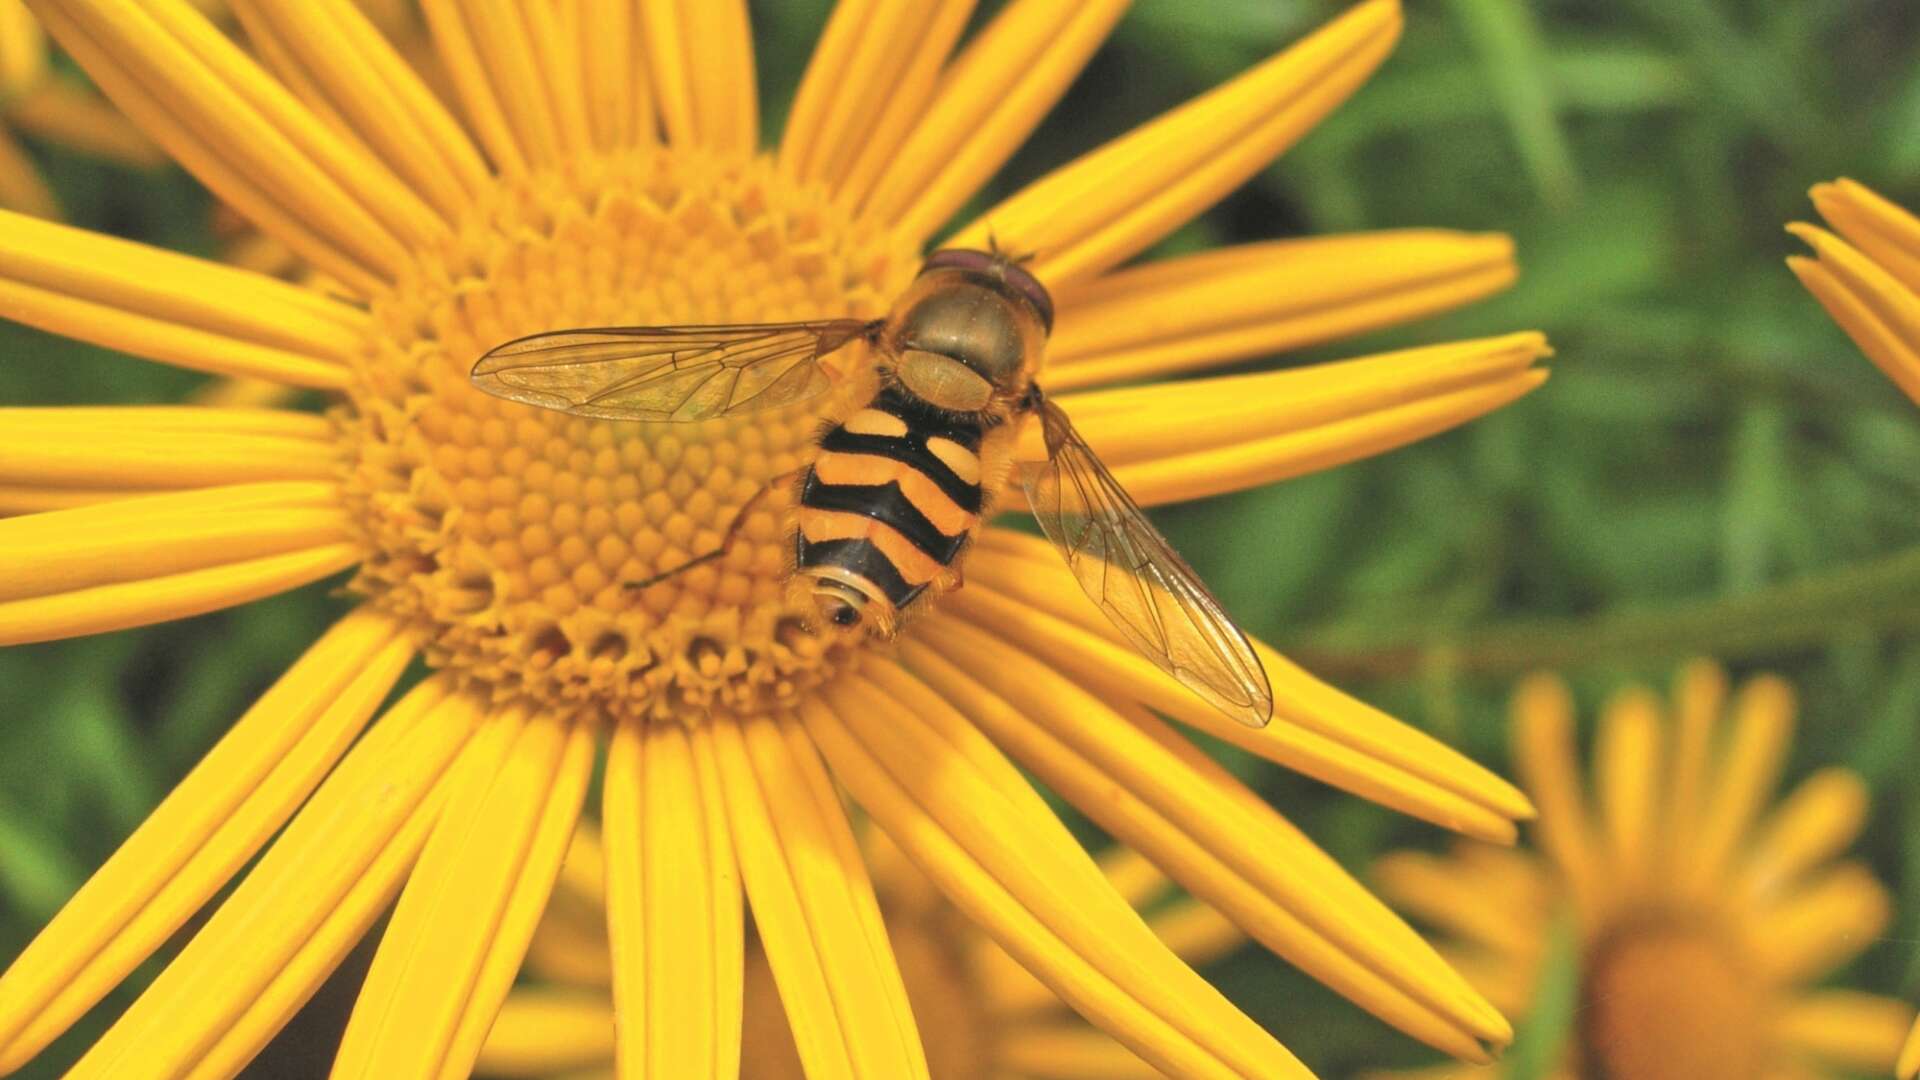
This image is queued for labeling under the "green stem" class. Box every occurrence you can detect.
[1288,545,1920,680]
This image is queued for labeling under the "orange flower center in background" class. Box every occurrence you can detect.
[336,149,923,720]
[1578,913,1767,1080]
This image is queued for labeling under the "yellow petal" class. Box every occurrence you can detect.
[333,706,594,1080]
[32,0,444,293]
[826,5,977,212]
[603,717,743,1080]
[1900,1015,1920,1079]
[949,0,1403,288]
[229,0,490,220]
[62,679,484,1079]
[0,485,151,514]
[5,79,166,167]
[0,406,336,489]
[0,477,333,533]
[415,0,527,174]
[1593,686,1661,886]
[862,0,1129,240]
[1774,989,1912,1072]
[1039,332,1549,473]
[712,711,929,1080]
[639,0,756,155]
[889,637,1506,1057]
[577,2,653,152]
[1356,1064,1501,1080]
[416,0,594,173]
[997,1023,1162,1080]
[0,124,57,219]
[807,678,1314,1079]
[1735,767,1868,903]
[1753,862,1890,984]
[781,0,975,197]
[963,531,1531,832]
[0,537,357,644]
[1661,659,1725,867]
[516,5,594,160]
[1105,369,1547,508]
[1510,673,1602,913]
[475,988,616,1078]
[0,608,411,1070]
[0,0,45,95]
[1146,897,1246,972]
[1811,178,1920,295]
[1092,844,1176,909]
[1370,851,1538,958]
[0,482,353,642]
[524,826,613,990]
[1045,231,1518,391]
[189,783,455,1080]
[186,374,302,412]
[1684,674,1793,893]
[1788,227,1920,407]
[0,206,363,386]
[1432,941,1536,1020]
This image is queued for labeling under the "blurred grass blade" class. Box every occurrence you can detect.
[0,797,84,920]
[1295,542,1920,678]
[1503,913,1578,1080]
[1445,0,1579,205]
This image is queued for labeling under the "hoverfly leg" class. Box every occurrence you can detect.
[624,470,800,592]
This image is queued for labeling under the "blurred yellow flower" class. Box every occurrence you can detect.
[476,827,1246,1080]
[1790,178,1920,1079]
[0,0,165,217]
[1369,662,1911,1080]
[0,1,1549,1076]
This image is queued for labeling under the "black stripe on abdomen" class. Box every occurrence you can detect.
[814,429,982,513]
[815,389,986,514]
[795,537,924,608]
[800,475,968,564]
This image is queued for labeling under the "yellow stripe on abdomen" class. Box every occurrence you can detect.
[796,508,948,585]
[810,450,978,538]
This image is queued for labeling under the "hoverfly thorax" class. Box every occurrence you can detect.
[881,249,1053,413]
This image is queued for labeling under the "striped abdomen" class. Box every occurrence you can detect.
[795,386,987,634]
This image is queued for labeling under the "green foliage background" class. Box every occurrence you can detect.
[3,1,1920,1076]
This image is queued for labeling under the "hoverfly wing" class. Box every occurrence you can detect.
[1020,396,1274,728]
[471,319,883,422]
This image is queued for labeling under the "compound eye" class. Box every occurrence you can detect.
[920,248,1054,333]
[999,261,1054,333]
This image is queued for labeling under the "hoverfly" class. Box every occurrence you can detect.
[471,249,1273,727]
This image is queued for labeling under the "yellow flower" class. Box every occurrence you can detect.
[0,1,1549,1076]
[1368,661,1912,1080]
[474,827,1247,1080]
[0,0,166,217]
[1790,179,1920,1079]
[1790,178,1920,409]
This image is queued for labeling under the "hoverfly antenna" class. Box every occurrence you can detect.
[983,228,1040,268]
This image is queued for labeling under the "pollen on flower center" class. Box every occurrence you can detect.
[1577,912,1767,1080]
[336,149,923,720]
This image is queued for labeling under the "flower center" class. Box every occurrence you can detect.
[337,149,922,720]
[1577,912,1769,1080]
